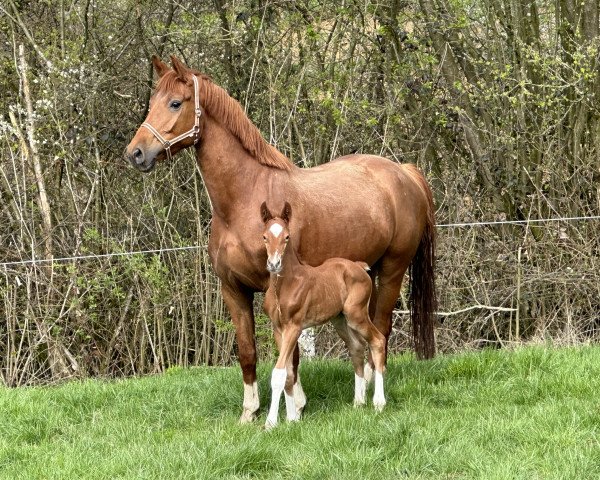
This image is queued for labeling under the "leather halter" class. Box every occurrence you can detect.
[141,74,201,161]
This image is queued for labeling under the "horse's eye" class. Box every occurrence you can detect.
[285,235,289,242]
[263,235,267,242]
[170,100,182,110]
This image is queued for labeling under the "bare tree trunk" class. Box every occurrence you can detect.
[18,44,53,261]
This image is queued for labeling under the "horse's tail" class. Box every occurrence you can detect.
[407,165,437,360]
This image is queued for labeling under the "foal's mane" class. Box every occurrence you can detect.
[157,71,292,171]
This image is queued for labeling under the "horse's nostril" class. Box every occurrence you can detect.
[131,147,145,166]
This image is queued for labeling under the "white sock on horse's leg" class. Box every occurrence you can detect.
[373,370,386,411]
[240,381,259,423]
[266,368,287,428]
[354,373,366,406]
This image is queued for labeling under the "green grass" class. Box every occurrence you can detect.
[2,346,600,479]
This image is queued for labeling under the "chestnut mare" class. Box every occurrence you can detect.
[261,201,386,428]
[125,55,436,423]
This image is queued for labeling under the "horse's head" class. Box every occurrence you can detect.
[260,201,292,274]
[125,55,204,172]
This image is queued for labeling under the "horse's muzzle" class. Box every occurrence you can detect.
[125,146,156,172]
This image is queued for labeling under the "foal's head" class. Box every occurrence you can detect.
[260,202,292,274]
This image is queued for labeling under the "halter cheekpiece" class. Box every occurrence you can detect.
[141,74,201,161]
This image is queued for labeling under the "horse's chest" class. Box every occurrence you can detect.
[209,230,266,289]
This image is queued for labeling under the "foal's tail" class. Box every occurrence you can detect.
[407,165,437,360]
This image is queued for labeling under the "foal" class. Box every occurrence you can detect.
[261,202,386,428]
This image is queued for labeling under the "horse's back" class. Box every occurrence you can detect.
[289,155,430,265]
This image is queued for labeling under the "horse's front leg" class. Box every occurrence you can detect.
[221,284,259,423]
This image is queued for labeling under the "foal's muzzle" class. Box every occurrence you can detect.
[267,258,282,274]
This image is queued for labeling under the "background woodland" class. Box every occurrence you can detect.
[0,0,598,385]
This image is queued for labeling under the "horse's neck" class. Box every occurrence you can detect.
[196,116,270,220]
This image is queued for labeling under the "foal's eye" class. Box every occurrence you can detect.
[169,100,182,110]
[263,235,267,242]
[285,235,289,242]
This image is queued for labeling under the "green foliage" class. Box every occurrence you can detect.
[0,0,599,385]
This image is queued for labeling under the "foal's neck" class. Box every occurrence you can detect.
[269,240,303,290]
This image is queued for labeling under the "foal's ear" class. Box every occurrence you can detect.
[281,202,292,224]
[170,55,189,80]
[152,55,170,78]
[260,202,273,224]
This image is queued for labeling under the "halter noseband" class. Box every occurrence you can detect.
[141,74,202,161]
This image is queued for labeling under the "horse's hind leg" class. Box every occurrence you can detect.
[370,256,411,362]
[331,316,367,406]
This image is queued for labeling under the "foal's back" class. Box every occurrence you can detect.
[283,258,372,327]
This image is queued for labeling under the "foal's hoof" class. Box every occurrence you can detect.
[353,399,366,408]
[264,419,277,430]
[373,399,386,412]
[239,409,257,424]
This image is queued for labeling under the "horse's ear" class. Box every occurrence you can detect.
[281,202,292,224]
[260,202,273,224]
[170,55,189,80]
[151,55,170,78]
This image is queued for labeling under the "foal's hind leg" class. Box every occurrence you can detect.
[344,291,387,410]
[331,316,367,406]
[290,343,307,419]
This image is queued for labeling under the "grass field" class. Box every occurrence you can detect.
[2,346,600,479]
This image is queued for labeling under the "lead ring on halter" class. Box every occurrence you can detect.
[141,74,201,162]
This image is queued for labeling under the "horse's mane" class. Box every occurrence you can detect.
[156,71,292,171]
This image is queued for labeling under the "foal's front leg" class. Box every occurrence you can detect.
[266,325,302,429]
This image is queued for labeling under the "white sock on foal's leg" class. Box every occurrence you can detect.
[372,370,386,411]
[284,390,298,421]
[266,368,287,429]
[292,376,307,418]
[240,381,259,423]
[354,373,366,407]
[363,362,374,384]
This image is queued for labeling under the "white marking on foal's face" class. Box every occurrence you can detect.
[269,223,284,237]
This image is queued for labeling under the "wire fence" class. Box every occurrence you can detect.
[1,212,598,385]
[2,214,599,268]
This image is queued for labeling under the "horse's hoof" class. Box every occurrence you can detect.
[353,399,366,408]
[239,409,257,424]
